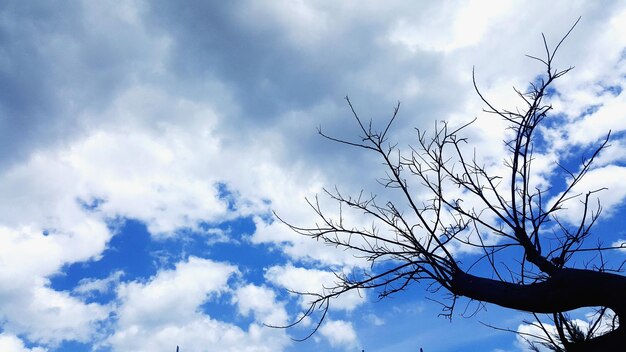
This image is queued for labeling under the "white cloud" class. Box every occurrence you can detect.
[595,139,626,167]
[265,264,366,311]
[107,257,291,352]
[516,322,559,351]
[107,317,290,352]
[232,284,288,326]
[251,216,370,268]
[0,223,106,286]
[564,98,626,147]
[0,333,47,352]
[0,223,111,345]
[0,150,117,345]
[1,2,626,351]
[65,129,230,236]
[1,284,109,345]
[551,165,626,225]
[115,257,237,327]
[388,1,512,53]
[74,270,124,296]
[319,319,358,349]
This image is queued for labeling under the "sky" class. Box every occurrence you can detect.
[0,1,625,351]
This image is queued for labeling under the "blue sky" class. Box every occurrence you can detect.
[1,1,625,351]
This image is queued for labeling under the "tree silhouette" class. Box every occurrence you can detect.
[280,20,626,351]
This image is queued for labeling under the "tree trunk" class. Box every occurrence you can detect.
[450,269,626,350]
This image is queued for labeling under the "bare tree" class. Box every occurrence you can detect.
[279,20,626,351]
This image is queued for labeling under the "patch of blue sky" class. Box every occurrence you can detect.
[47,213,293,350]
[51,213,288,295]
[537,124,611,183]
[190,217,290,284]
[198,296,251,328]
[215,182,238,212]
[50,219,157,298]
[1,3,625,351]
[322,285,521,352]
[600,84,622,96]
[42,163,622,350]
[48,340,93,352]
[580,103,602,118]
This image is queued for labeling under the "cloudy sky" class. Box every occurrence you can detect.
[1,1,625,351]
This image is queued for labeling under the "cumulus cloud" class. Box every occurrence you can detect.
[0,333,47,352]
[114,257,236,327]
[1,286,109,345]
[107,257,290,352]
[0,223,111,345]
[0,1,625,351]
[549,165,626,225]
[319,319,358,349]
[232,284,288,326]
[107,316,290,352]
[265,264,366,311]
